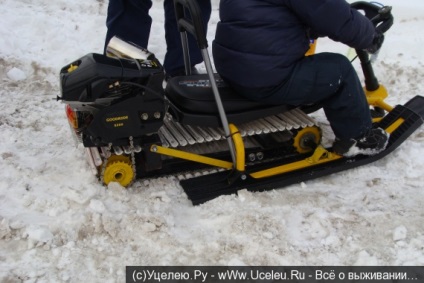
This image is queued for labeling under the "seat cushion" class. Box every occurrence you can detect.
[165,74,275,114]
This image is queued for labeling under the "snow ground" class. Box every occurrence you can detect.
[0,0,424,282]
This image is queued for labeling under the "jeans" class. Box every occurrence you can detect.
[231,53,372,140]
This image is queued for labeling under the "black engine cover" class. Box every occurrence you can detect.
[59,53,163,103]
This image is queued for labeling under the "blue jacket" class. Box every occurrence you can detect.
[212,0,376,88]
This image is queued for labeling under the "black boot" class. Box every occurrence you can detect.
[333,127,389,157]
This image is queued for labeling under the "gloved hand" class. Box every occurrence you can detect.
[366,31,384,54]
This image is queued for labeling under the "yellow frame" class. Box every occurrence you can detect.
[150,85,405,180]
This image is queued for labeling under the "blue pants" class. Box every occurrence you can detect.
[105,0,211,76]
[232,53,372,140]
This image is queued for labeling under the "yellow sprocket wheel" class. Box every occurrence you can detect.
[293,126,322,153]
[103,155,134,187]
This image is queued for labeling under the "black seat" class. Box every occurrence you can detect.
[165,73,292,127]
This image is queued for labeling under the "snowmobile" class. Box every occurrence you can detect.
[58,0,424,205]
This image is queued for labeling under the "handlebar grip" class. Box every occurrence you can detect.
[174,0,208,49]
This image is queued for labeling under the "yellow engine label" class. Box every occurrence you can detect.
[105,115,129,128]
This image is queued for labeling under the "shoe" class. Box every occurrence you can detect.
[333,127,389,157]
[165,66,200,81]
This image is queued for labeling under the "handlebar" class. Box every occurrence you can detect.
[350,1,393,33]
[350,1,394,92]
[174,0,208,49]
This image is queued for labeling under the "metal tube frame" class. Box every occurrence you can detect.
[180,32,192,76]
[200,48,237,166]
[179,29,237,167]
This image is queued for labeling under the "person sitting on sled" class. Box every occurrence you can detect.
[212,0,388,157]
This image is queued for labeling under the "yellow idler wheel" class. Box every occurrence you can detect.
[103,155,134,187]
[293,126,322,154]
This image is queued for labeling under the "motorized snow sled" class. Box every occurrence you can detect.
[58,0,424,205]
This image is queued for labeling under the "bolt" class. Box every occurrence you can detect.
[141,113,149,120]
[154,112,161,119]
[256,152,264,160]
[248,153,256,162]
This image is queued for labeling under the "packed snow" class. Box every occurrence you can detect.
[1,0,424,282]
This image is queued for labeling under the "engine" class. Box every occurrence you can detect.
[58,45,166,148]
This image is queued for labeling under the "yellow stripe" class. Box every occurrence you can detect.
[229,124,245,172]
[250,146,342,179]
[385,118,404,134]
[151,145,233,169]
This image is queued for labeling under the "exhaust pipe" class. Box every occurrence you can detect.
[105,36,155,60]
